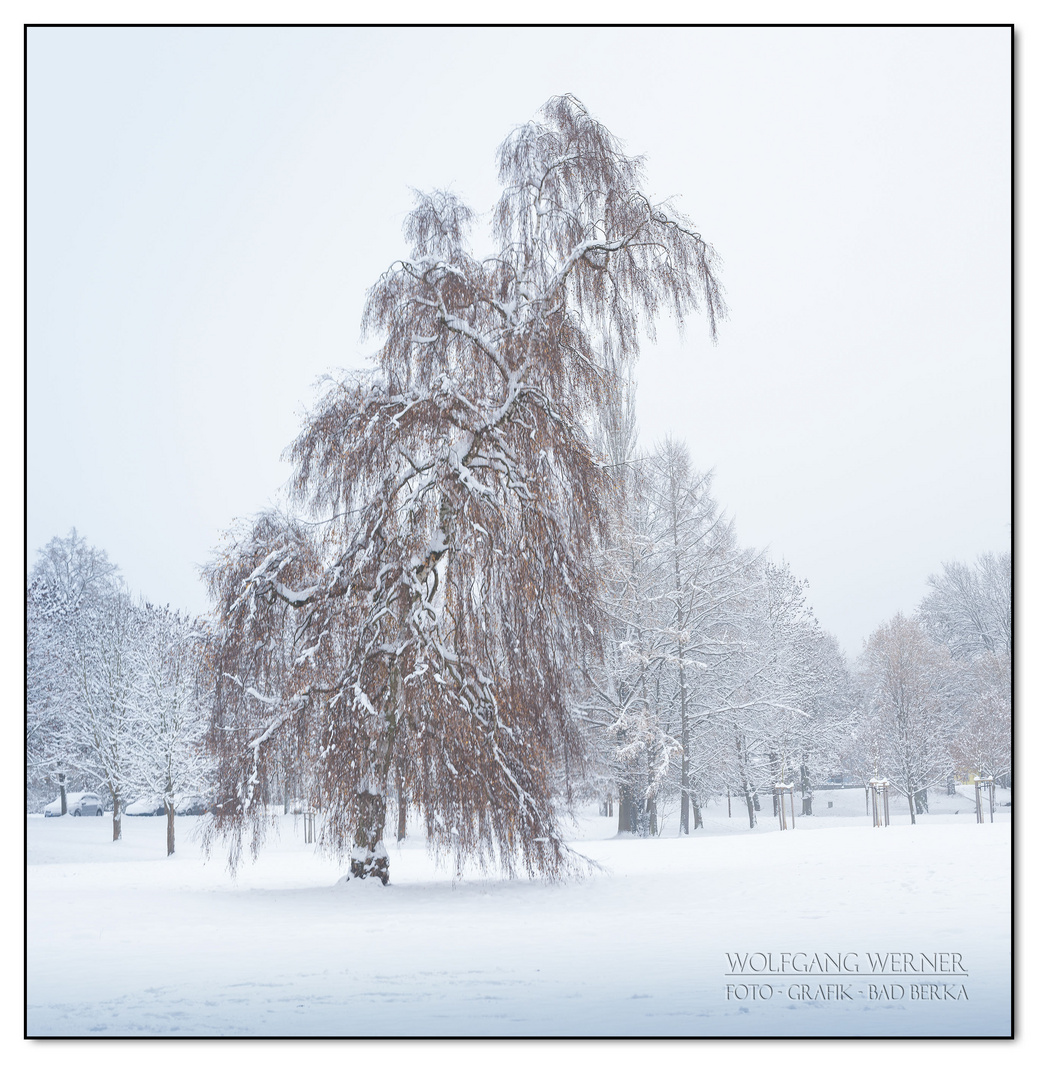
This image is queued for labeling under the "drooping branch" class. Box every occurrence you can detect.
[203,94,725,880]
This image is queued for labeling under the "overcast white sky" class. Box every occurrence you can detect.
[26,25,1010,658]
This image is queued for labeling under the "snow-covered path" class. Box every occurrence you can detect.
[27,792,1010,1036]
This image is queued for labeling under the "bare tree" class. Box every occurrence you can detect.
[27,578,78,814]
[580,344,648,834]
[744,564,851,817]
[28,532,123,815]
[59,588,140,839]
[919,552,1011,658]
[32,528,122,607]
[644,441,750,834]
[204,95,725,882]
[794,629,852,815]
[919,551,1011,789]
[29,531,215,845]
[587,441,821,837]
[948,650,1010,783]
[855,613,955,822]
[129,605,212,856]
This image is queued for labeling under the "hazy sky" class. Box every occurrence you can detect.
[26,26,1010,658]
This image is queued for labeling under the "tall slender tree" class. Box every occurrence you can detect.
[643,441,749,834]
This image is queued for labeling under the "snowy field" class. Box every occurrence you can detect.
[27,787,1011,1038]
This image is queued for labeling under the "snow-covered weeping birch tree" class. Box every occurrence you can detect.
[203,95,724,883]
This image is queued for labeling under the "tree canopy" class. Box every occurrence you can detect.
[203,95,726,882]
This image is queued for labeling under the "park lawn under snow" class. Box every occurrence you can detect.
[27,787,1010,1037]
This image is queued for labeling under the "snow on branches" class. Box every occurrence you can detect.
[203,95,726,882]
[583,439,850,835]
[28,532,210,849]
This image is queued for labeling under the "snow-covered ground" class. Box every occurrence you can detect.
[26,786,1010,1037]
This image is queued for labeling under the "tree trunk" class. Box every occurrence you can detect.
[676,668,690,833]
[351,670,397,880]
[800,761,813,816]
[914,788,928,815]
[58,773,67,816]
[396,798,407,842]
[692,794,703,830]
[617,781,639,834]
[673,529,691,837]
[166,800,176,857]
[735,735,755,827]
[111,791,122,841]
[645,742,658,836]
[395,762,407,841]
[349,789,390,884]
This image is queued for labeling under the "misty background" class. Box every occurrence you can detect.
[27,26,1010,657]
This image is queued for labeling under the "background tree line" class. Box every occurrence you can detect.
[579,432,1010,833]
[848,553,1011,822]
[27,530,211,854]
[576,356,1010,833]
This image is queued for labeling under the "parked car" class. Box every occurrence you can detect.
[43,792,104,817]
[176,794,210,816]
[124,794,209,816]
[825,772,858,787]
